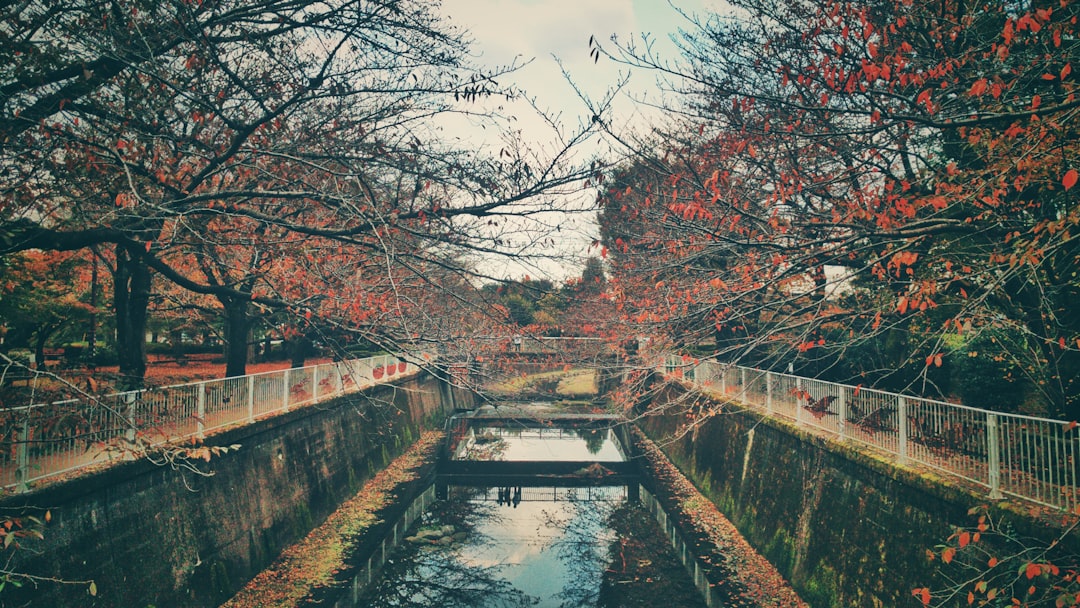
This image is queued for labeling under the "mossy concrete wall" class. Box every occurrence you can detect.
[0,373,470,608]
[638,381,1075,608]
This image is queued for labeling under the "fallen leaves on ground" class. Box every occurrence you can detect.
[633,428,808,608]
[221,430,444,608]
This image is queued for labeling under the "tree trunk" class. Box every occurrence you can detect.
[33,331,48,371]
[114,245,151,390]
[222,298,251,379]
[288,334,312,369]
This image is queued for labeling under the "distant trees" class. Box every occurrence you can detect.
[483,278,557,328]
[0,0,596,390]
[594,0,1080,418]
[480,256,610,336]
[0,251,94,368]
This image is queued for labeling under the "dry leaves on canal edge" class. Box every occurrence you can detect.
[635,432,809,608]
[221,430,444,608]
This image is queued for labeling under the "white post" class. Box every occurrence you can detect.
[196,382,206,440]
[987,413,1003,499]
[898,397,909,464]
[313,365,321,402]
[246,375,255,423]
[282,368,291,413]
[837,388,848,439]
[125,391,137,458]
[795,378,804,423]
[766,372,773,413]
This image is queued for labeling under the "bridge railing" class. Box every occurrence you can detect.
[0,353,423,493]
[667,356,1080,512]
[444,335,612,358]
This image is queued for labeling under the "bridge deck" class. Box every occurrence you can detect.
[461,408,622,423]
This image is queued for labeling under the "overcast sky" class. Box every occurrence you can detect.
[434,0,725,281]
[439,0,718,133]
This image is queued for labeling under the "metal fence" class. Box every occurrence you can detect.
[0,354,419,492]
[667,356,1080,512]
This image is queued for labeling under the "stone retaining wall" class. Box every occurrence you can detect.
[638,380,1077,607]
[0,373,468,607]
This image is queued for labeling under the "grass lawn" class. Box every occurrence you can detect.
[490,367,597,397]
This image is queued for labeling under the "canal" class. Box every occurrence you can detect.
[350,413,709,607]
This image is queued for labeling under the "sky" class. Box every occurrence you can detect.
[438,0,709,112]
[433,0,725,282]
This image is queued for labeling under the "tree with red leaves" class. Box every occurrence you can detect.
[0,0,597,389]
[595,0,1080,418]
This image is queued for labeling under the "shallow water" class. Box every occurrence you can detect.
[355,485,707,608]
[453,426,625,462]
[345,417,709,607]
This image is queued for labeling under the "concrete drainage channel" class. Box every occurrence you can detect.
[639,486,724,607]
[336,484,438,607]
[338,480,727,608]
[320,412,733,608]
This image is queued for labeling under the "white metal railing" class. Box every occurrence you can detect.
[665,355,1080,512]
[0,354,424,492]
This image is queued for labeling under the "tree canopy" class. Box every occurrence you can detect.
[0,0,598,389]
[593,0,1080,419]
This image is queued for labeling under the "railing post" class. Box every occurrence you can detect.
[987,413,1003,499]
[15,415,29,493]
[246,375,255,423]
[898,397,909,464]
[196,382,206,440]
[794,377,803,423]
[837,388,848,439]
[125,391,137,459]
[282,368,291,413]
[313,365,321,402]
[720,365,727,396]
[766,372,773,413]
[740,367,746,400]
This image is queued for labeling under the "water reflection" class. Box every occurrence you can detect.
[454,427,625,462]
[494,486,522,508]
[355,418,706,608]
[358,486,625,608]
[577,428,607,455]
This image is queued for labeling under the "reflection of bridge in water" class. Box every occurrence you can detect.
[438,411,640,498]
[448,485,630,504]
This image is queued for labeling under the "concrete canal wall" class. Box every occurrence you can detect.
[638,380,1078,608]
[0,372,471,607]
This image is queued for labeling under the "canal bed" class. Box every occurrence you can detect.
[353,415,709,607]
[224,407,805,608]
[355,483,708,608]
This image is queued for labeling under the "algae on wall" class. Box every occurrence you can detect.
[0,373,467,608]
[637,381,999,608]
